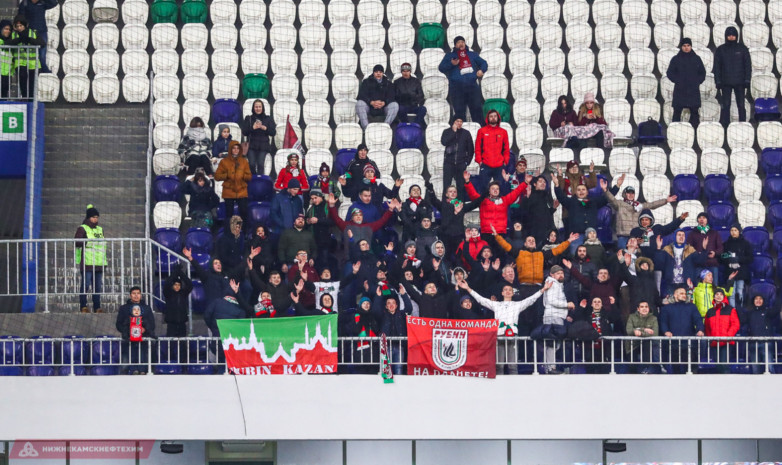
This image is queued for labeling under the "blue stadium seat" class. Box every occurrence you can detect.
[154,175,180,202]
[25,336,54,365]
[191,279,206,314]
[672,174,701,201]
[216,201,240,221]
[749,280,776,307]
[597,205,613,229]
[0,335,22,366]
[743,226,770,255]
[717,228,730,244]
[764,174,782,202]
[755,98,781,122]
[58,335,90,376]
[248,201,271,229]
[27,366,55,376]
[193,252,211,269]
[769,202,782,229]
[776,257,782,281]
[212,98,242,124]
[751,253,774,282]
[185,227,213,254]
[395,123,423,149]
[91,335,119,375]
[247,175,274,201]
[761,148,782,175]
[153,227,182,274]
[707,202,736,230]
[0,367,23,376]
[154,340,184,375]
[773,228,782,254]
[703,175,732,204]
[588,174,608,198]
[335,148,357,176]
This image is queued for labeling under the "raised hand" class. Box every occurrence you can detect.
[398,284,406,295]
[490,224,498,236]
[385,242,394,252]
[481,259,491,271]
[552,199,560,209]
[294,279,304,293]
[352,261,361,274]
[542,280,554,291]
[729,270,739,280]
[454,202,464,214]
[394,178,404,187]
[364,280,369,292]
[609,296,615,305]
[347,229,353,239]
[338,177,347,186]
[246,257,253,270]
[656,235,664,248]
[328,193,337,206]
[525,173,533,184]
[561,258,572,269]
[680,212,689,220]
[600,178,608,191]
[182,247,193,260]
[249,246,261,258]
[580,299,587,308]
[300,269,308,282]
[568,232,580,242]
[463,171,471,183]
[702,237,709,250]
[617,173,625,187]
[687,278,693,288]
[502,169,510,182]
[432,258,440,270]
[491,258,501,270]
[667,194,678,203]
[624,253,632,267]
[376,284,382,296]
[290,291,299,304]
[551,175,559,188]
[457,280,470,291]
[229,279,240,294]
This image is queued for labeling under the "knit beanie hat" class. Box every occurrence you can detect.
[454,35,465,45]
[86,204,99,218]
[699,269,712,280]
[359,297,371,307]
[319,162,330,173]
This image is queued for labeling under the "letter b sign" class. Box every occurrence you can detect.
[3,112,24,134]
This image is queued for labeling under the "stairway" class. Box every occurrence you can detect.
[40,105,149,239]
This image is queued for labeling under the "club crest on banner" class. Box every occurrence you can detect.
[432,329,468,371]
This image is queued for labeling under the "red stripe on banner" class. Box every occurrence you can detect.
[406,316,499,378]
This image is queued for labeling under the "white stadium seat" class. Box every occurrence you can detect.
[330,49,357,75]
[154,202,182,229]
[680,0,707,23]
[480,74,508,100]
[601,73,628,99]
[335,123,363,149]
[123,73,149,102]
[511,74,538,100]
[331,74,359,100]
[272,73,300,100]
[621,0,647,23]
[598,48,625,74]
[740,0,767,24]
[592,0,619,23]
[240,25,267,50]
[241,0,267,24]
[595,23,622,49]
[273,99,302,127]
[302,74,329,100]
[36,73,60,102]
[182,74,209,100]
[153,99,180,124]
[509,49,537,75]
[566,23,593,49]
[211,24,238,49]
[153,149,180,176]
[639,147,667,176]
[737,200,766,228]
[476,23,504,50]
[63,24,89,49]
[151,23,178,49]
[563,0,590,24]
[642,174,670,203]
[180,49,207,75]
[669,148,698,176]
[305,149,334,174]
[396,149,425,176]
[121,0,147,24]
[210,0,237,23]
[730,148,759,176]
[359,49,388,77]
[608,148,637,177]
[212,49,239,74]
[734,176,763,203]
[676,201,704,228]
[358,0,385,24]
[121,24,148,50]
[93,49,120,75]
[329,24,356,50]
[667,122,695,149]
[516,123,544,150]
[388,24,416,50]
[153,73,180,100]
[700,148,729,176]
[241,49,268,75]
[271,49,299,75]
[300,24,327,50]
[328,0,354,23]
[535,22,563,49]
[212,73,240,100]
[424,98,450,124]
[416,0,443,23]
[303,98,331,125]
[568,48,595,75]
[757,121,782,149]
[63,0,89,24]
[153,123,181,150]
[369,150,394,176]
[304,123,333,150]
[365,123,393,151]
[727,122,755,149]
[333,99,358,124]
[62,49,89,74]
[91,23,118,50]
[632,99,660,125]
[92,74,119,104]
[269,0,296,23]
[504,0,530,23]
[446,0,473,23]
[506,23,534,49]
[387,0,414,23]
[390,49,417,75]
[359,23,387,50]
[697,122,725,150]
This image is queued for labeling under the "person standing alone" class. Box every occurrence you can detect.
[75,204,106,313]
[713,26,752,128]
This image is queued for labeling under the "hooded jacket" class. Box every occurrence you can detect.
[162,266,193,324]
[438,45,488,87]
[704,301,740,346]
[666,47,707,108]
[474,111,510,169]
[713,27,752,88]
[745,295,779,337]
[554,188,609,235]
[629,209,685,257]
[520,188,557,240]
[180,175,220,215]
[441,117,475,166]
[465,180,527,234]
[241,105,276,152]
[620,257,661,312]
[606,191,668,237]
[720,230,754,282]
[204,295,252,336]
[495,234,570,285]
[214,145,252,199]
[274,164,310,191]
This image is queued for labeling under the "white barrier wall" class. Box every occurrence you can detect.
[2,375,782,441]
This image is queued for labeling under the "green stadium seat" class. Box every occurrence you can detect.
[180,0,208,23]
[483,98,511,123]
[418,23,445,49]
[242,74,270,99]
[150,0,178,23]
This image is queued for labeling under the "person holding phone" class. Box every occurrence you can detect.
[438,36,488,123]
[241,99,276,175]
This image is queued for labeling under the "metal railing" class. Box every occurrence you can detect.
[0,46,40,102]
[0,239,191,326]
[1,336,779,376]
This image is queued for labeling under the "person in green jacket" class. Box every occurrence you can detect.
[0,20,12,98]
[7,15,44,99]
[625,301,660,373]
[692,268,737,318]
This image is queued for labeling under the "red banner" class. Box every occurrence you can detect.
[407,316,499,378]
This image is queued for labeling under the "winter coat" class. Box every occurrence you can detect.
[18,0,58,34]
[180,179,219,215]
[270,190,304,232]
[583,241,606,269]
[429,192,482,238]
[441,126,474,166]
[666,50,706,109]
[339,308,380,362]
[625,312,659,353]
[204,296,251,336]
[248,271,293,314]
[549,109,579,131]
[720,235,754,282]
[241,112,276,152]
[404,283,450,319]
[465,180,526,234]
[474,113,510,169]
[620,258,661,311]
[345,200,381,224]
[277,227,317,263]
[570,265,623,323]
[189,257,231,304]
[305,202,333,249]
[347,179,399,207]
[629,210,685,258]
[400,195,434,239]
[687,227,724,267]
[414,226,440,260]
[565,257,597,301]
[162,266,193,324]
[371,294,413,337]
[704,303,740,346]
[116,300,156,340]
[606,193,668,237]
[215,232,245,271]
[214,155,252,199]
[713,30,752,88]
[496,235,570,285]
[556,168,597,197]
[745,303,779,337]
[438,46,488,88]
[274,166,310,191]
[659,301,704,336]
[555,188,609,235]
[330,208,394,249]
[212,135,232,159]
[655,244,705,291]
[249,235,275,275]
[455,236,490,271]
[394,76,424,107]
[520,189,557,241]
[694,281,734,318]
[357,75,395,107]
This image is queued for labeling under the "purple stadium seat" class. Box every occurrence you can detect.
[154,340,184,375]
[764,174,782,202]
[749,280,776,307]
[27,367,55,376]
[588,174,607,198]
[58,335,90,375]
[743,226,770,254]
[755,98,781,122]
[191,279,206,314]
[761,148,782,175]
[768,202,782,229]
[395,123,423,149]
[751,253,774,282]
[216,202,240,221]
[154,175,180,202]
[335,149,357,176]
[25,336,54,365]
[248,201,271,228]
[703,175,732,204]
[185,227,213,254]
[707,202,736,230]
[672,174,701,201]
[92,335,119,367]
[597,205,613,228]
[153,227,182,274]
[193,252,211,270]
[773,228,782,253]
[212,98,242,124]
[596,226,612,244]
[717,228,730,243]
[247,175,274,201]
[153,281,166,312]
[776,257,782,281]
[0,367,23,376]
[0,335,22,365]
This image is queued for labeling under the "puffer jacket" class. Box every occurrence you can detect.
[474,111,510,168]
[495,235,570,285]
[694,281,734,318]
[274,165,310,191]
[465,180,526,234]
[713,27,752,88]
[625,311,659,353]
[214,153,252,199]
[704,303,740,346]
[438,45,488,87]
[605,192,667,237]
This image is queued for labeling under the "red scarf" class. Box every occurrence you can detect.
[623,199,640,208]
[318,177,330,193]
[457,49,472,70]
[255,298,276,318]
[404,254,421,267]
[378,280,391,296]
[591,311,602,349]
[409,196,421,205]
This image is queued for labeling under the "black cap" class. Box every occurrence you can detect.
[454,35,465,45]
[85,204,99,218]
[372,64,384,73]
[679,37,692,47]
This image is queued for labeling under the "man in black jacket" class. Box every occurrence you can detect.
[666,37,706,128]
[713,26,752,127]
[393,62,426,126]
[355,64,398,128]
[162,264,193,337]
[440,115,474,198]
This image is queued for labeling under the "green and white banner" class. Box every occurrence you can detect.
[0,104,27,141]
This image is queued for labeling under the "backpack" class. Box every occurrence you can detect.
[637,118,665,146]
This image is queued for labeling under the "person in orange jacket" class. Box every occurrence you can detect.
[214,141,252,225]
[475,109,510,190]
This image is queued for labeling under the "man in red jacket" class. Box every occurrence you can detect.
[475,110,510,191]
[463,171,527,253]
[704,287,740,373]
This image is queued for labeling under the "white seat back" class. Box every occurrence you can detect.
[304,123,333,150]
[335,123,363,149]
[737,200,766,228]
[123,73,150,102]
[212,49,239,74]
[365,123,393,151]
[305,149,334,174]
[63,24,90,49]
[153,149,180,176]
[63,0,90,24]
[240,24,267,50]
[639,147,667,176]
[212,73,240,100]
[700,149,729,177]
[122,24,148,50]
[730,148,759,176]
[301,50,328,74]
[121,0,148,24]
[153,98,180,124]
[62,49,90,74]
[302,98,331,125]
[92,74,120,104]
[151,23,178,49]
[211,24,238,49]
[154,202,183,229]
[396,149,425,176]
[669,148,698,176]
[241,0,267,24]
[36,74,60,102]
[333,99,358,124]
[184,99,211,126]
[242,49,269,75]
[734,175,762,202]
[93,49,120,75]
[182,74,209,100]
[302,74,329,100]
[92,23,119,50]
[608,148,637,177]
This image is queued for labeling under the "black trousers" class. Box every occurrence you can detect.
[442,161,468,199]
[672,105,700,128]
[720,85,746,127]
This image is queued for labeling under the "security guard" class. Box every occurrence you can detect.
[7,15,44,99]
[0,20,12,98]
[75,205,107,313]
